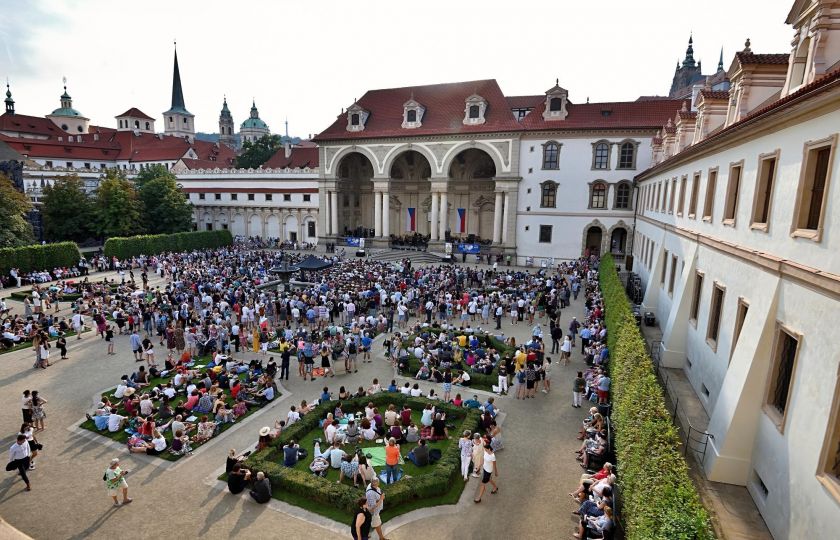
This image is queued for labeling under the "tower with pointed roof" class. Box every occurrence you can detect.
[163,44,195,142]
[239,100,270,144]
[219,96,236,149]
[4,82,14,114]
[46,80,90,134]
[669,35,707,98]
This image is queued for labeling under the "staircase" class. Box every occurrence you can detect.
[369,249,445,264]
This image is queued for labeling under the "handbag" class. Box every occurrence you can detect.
[6,460,17,472]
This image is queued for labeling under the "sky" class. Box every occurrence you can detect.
[0,0,794,138]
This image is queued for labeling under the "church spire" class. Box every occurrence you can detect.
[717,47,724,71]
[4,80,14,114]
[167,42,191,115]
[682,34,696,68]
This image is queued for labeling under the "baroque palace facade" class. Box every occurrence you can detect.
[632,1,840,538]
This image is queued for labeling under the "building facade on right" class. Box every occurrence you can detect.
[633,1,840,537]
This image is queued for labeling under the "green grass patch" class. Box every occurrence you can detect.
[0,327,90,355]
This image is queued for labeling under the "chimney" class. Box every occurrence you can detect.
[284,142,292,159]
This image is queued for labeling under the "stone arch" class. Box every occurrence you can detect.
[581,219,607,257]
[440,141,505,177]
[327,145,381,178]
[284,214,299,241]
[248,213,263,237]
[382,144,438,178]
[231,213,246,236]
[607,220,631,254]
[265,214,281,239]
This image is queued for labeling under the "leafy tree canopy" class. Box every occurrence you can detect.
[0,172,34,247]
[139,176,193,234]
[41,174,95,242]
[235,134,282,169]
[94,170,143,239]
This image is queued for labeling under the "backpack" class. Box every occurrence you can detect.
[517,371,526,383]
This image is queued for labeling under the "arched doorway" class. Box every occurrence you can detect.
[284,215,299,242]
[248,214,262,237]
[265,214,280,240]
[446,148,496,242]
[610,228,627,253]
[585,226,603,257]
[202,212,213,231]
[336,152,375,237]
[231,213,246,236]
[389,150,432,237]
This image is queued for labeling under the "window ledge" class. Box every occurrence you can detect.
[722,218,736,227]
[702,216,712,223]
[761,404,787,434]
[706,337,718,352]
[816,474,840,505]
[791,228,822,242]
[688,213,696,220]
[591,167,611,171]
[750,222,769,233]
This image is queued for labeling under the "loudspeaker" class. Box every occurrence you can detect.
[625,255,634,272]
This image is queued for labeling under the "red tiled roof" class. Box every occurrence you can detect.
[314,79,523,141]
[678,110,697,120]
[116,107,154,120]
[735,52,789,65]
[506,95,543,109]
[699,90,729,100]
[0,113,64,137]
[263,146,319,169]
[519,98,686,131]
[0,133,121,160]
[638,68,840,180]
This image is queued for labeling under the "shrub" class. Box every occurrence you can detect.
[0,242,81,275]
[103,230,232,259]
[600,254,713,539]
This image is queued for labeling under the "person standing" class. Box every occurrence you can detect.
[365,477,387,540]
[569,317,580,347]
[130,330,142,362]
[21,390,32,424]
[459,430,473,481]
[104,458,132,506]
[350,496,372,540]
[56,332,68,359]
[30,391,47,431]
[560,335,572,366]
[8,434,31,491]
[573,371,586,408]
[474,444,498,503]
[105,324,115,355]
[71,310,84,340]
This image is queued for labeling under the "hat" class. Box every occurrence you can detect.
[124,388,135,397]
[259,426,271,437]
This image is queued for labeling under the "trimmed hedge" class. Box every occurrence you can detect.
[103,230,232,259]
[600,254,713,539]
[0,242,81,275]
[240,392,481,515]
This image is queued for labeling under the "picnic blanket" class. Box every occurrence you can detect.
[366,446,405,467]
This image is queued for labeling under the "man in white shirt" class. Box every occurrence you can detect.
[114,382,128,399]
[71,311,84,340]
[8,435,31,490]
[286,406,301,425]
[108,412,127,433]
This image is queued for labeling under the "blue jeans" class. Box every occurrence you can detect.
[385,463,398,484]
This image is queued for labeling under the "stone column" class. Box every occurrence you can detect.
[374,191,382,237]
[501,192,510,244]
[493,191,504,244]
[430,192,439,241]
[439,191,448,240]
[325,191,332,235]
[382,193,390,237]
[330,191,338,236]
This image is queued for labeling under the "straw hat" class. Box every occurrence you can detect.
[124,388,136,397]
[259,426,271,437]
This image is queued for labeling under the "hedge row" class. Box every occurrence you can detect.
[103,230,232,259]
[241,392,481,515]
[600,254,713,539]
[0,242,81,276]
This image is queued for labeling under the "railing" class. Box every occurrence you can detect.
[648,339,714,465]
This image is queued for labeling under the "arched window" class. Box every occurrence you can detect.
[614,182,631,209]
[540,182,557,208]
[145,122,150,130]
[542,142,559,169]
[618,142,637,169]
[593,142,610,169]
[590,182,607,209]
[549,97,562,111]
[134,120,140,129]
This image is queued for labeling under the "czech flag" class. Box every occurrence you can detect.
[457,208,466,233]
[406,208,416,232]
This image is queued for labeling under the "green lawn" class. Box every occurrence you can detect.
[0,327,91,356]
[79,359,278,461]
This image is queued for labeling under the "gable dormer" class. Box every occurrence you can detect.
[346,102,369,132]
[463,94,487,125]
[542,79,569,121]
[783,0,840,96]
[402,96,425,129]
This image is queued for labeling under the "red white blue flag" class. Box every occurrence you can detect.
[457,208,466,233]
[406,207,416,232]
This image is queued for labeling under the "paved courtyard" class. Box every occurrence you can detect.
[0,263,591,540]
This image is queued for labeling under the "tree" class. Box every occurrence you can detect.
[139,176,193,234]
[41,174,95,242]
[0,172,34,247]
[94,170,142,239]
[134,164,172,190]
[235,134,282,169]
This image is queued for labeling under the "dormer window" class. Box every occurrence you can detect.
[346,103,369,132]
[402,97,425,129]
[542,79,569,121]
[463,94,487,125]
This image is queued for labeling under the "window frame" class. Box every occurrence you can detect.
[689,271,704,326]
[283,194,292,202]
[591,141,611,170]
[538,224,553,243]
[589,181,607,209]
[540,181,557,208]
[703,167,718,222]
[265,194,273,201]
[668,177,677,214]
[689,171,701,219]
[762,323,803,432]
[730,297,749,365]
[677,175,687,216]
[706,281,725,351]
[617,140,638,170]
[750,150,780,231]
[722,160,744,226]
[231,193,238,201]
[668,254,678,296]
[660,249,669,286]
[613,182,631,210]
[541,141,561,170]
[791,135,837,242]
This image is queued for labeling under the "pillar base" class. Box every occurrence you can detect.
[703,438,750,485]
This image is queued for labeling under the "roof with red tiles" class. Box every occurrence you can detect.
[315,79,524,141]
[638,68,840,180]
[116,107,154,120]
[506,95,543,109]
[0,112,66,137]
[699,90,729,100]
[519,98,687,131]
[0,133,122,160]
[734,52,789,65]
[678,110,698,120]
[263,146,319,169]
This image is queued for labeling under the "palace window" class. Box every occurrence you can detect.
[407,110,416,122]
[617,141,637,169]
[792,137,835,241]
[660,250,668,285]
[351,114,359,126]
[198,193,205,200]
[707,282,725,349]
[590,182,606,209]
[689,272,703,324]
[540,182,557,208]
[592,142,610,170]
[669,177,677,213]
[668,255,678,295]
[539,225,552,243]
[283,194,291,202]
[346,104,369,132]
[303,194,311,202]
[703,168,717,221]
[402,98,425,129]
[265,194,273,201]
[678,176,687,215]
[765,325,801,429]
[231,193,238,201]
[723,162,743,224]
[214,193,221,200]
[689,172,700,218]
[542,142,560,170]
[463,94,487,125]
[752,153,778,228]
[469,105,479,119]
[247,194,255,201]
[731,299,749,364]
[614,182,631,209]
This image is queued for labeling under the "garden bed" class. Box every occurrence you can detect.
[0,327,91,355]
[233,392,481,521]
[79,359,279,461]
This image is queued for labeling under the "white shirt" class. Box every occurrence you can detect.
[152,436,167,452]
[107,413,125,432]
[325,423,338,443]
[482,451,496,473]
[287,410,300,424]
[8,441,30,462]
[114,384,128,399]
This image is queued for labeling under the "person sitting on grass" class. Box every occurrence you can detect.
[314,439,346,469]
[399,404,412,426]
[431,412,450,440]
[420,404,435,427]
[127,429,167,456]
[345,419,360,444]
[194,416,216,443]
[283,440,300,467]
[227,462,251,494]
[463,395,481,409]
[338,454,361,487]
[388,420,404,443]
[406,439,430,467]
[360,418,376,441]
[193,391,214,414]
[170,430,192,456]
[405,422,420,443]
[249,471,271,504]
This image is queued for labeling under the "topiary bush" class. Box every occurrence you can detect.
[103,229,232,259]
[600,254,714,539]
[0,241,81,275]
